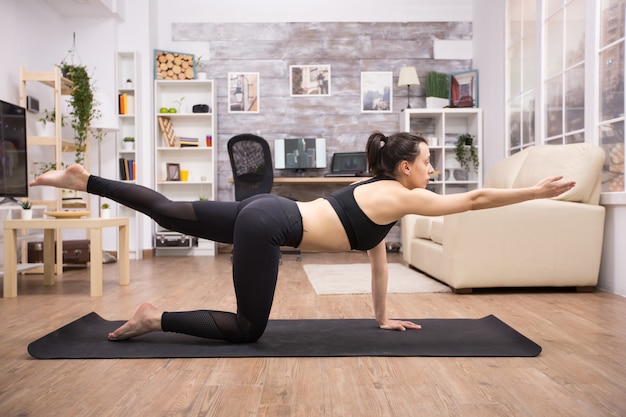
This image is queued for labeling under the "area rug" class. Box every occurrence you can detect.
[27,312,542,359]
[303,263,451,294]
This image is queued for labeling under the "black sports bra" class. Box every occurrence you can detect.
[325,176,397,251]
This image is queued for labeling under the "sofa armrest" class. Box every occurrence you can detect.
[441,199,606,287]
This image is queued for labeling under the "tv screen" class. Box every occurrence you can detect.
[274,138,327,169]
[0,100,29,203]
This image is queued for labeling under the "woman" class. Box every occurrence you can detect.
[30,131,575,343]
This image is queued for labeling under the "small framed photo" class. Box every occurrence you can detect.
[166,163,181,181]
[290,65,331,96]
[361,71,393,113]
[228,72,260,113]
[450,70,478,108]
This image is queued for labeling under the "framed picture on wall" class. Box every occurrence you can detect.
[228,72,260,113]
[361,71,393,113]
[450,70,478,108]
[166,163,180,181]
[290,65,331,96]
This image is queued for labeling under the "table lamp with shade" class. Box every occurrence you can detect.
[398,67,420,109]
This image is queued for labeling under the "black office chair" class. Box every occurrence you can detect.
[227,134,274,201]
[227,133,301,261]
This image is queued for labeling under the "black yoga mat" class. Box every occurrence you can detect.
[28,312,541,359]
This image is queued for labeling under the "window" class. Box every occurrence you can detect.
[506,0,625,193]
[507,0,537,152]
[599,0,625,192]
[544,0,586,145]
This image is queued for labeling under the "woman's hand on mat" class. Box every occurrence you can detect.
[379,319,421,331]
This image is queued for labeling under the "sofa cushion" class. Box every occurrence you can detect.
[412,216,433,239]
[512,143,605,204]
[429,217,444,244]
[484,149,529,188]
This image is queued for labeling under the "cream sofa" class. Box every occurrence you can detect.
[401,143,606,292]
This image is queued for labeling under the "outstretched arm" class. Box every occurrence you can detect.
[403,176,576,217]
[367,241,421,331]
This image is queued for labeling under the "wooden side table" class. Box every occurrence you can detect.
[2,217,130,297]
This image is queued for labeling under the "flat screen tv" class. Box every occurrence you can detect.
[0,100,29,204]
[274,137,327,170]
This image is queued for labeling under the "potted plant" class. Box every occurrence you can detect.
[174,96,186,113]
[195,56,207,80]
[101,203,111,219]
[454,133,479,175]
[20,200,33,219]
[122,137,135,151]
[59,62,100,165]
[425,71,450,109]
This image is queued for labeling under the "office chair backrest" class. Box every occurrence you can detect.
[227,134,274,201]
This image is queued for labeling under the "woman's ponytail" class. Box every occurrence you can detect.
[366,131,426,177]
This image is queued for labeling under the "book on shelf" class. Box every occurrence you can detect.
[179,137,199,147]
[118,93,135,115]
[118,158,136,181]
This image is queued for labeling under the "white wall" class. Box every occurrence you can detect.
[472,0,506,175]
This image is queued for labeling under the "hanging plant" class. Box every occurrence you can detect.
[59,62,100,164]
[454,133,479,174]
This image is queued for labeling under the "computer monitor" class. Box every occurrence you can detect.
[274,137,327,169]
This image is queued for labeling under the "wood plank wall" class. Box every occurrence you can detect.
[172,21,472,243]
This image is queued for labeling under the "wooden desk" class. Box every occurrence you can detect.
[227,176,372,201]
[3,217,130,298]
[227,176,370,184]
[273,176,370,184]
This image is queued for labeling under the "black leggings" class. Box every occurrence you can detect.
[87,175,303,342]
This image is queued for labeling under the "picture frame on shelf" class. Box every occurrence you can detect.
[166,163,181,181]
[360,71,392,113]
[450,70,478,108]
[290,65,330,96]
[228,72,260,113]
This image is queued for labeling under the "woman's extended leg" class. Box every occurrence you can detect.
[30,164,238,242]
[109,196,302,343]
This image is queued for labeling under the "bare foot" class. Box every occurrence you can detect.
[29,164,90,191]
[108,303,163,341]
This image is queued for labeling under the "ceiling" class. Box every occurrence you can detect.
[42,0,122,18]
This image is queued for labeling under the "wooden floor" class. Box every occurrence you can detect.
[1,251,625,417]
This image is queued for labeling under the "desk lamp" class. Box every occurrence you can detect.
[398,67,420,109]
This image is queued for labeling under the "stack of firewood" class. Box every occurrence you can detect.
[155,51,194,80]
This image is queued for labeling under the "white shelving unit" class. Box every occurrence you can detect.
[153,79,216,256]
[399,108,483,194]
[114,51,142,259]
